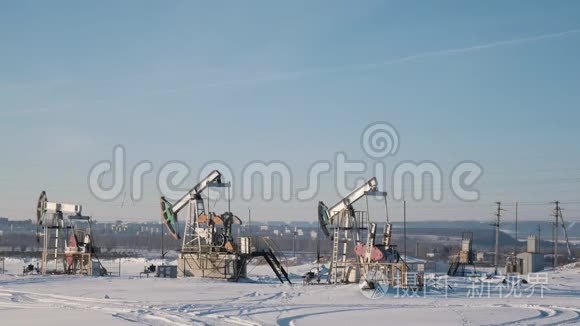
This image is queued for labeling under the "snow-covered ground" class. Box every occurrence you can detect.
[1,258,579,325]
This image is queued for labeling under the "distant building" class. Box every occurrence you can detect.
[507,235,544,275]
[112,220,128,232]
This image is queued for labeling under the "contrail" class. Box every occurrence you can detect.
[208,28,580,87]
[153,28,580,93]
[375,28,580,66]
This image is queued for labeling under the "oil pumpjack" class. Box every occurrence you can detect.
[317,177,421,288]
[160,170,290,283]
[36,191,103,275]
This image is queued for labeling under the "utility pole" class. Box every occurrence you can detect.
[493,202,503,275]
[559,208,573,261]
[227,186,231,213]
[403,200,407,260]
[416,242,420,257]
[161,228,165,259]
[160,218,166,260]
[248,208,252,237]
[292,227,297,257]
[552,201,560,268]
[316,217,320,265]
[514,202,518,255]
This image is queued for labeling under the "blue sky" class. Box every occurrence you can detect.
[1,1,580,222]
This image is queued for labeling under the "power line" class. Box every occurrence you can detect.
[493,202,504,276]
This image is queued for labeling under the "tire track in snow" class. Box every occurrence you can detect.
[479,303,580,326]
[0,288,212,325]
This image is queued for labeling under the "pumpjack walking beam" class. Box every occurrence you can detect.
[318,177,383,238]
[160,170,226,239]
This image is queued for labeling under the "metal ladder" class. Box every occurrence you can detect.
[257,238,292,284]
[42,224,63,274]
[330,225,344,283]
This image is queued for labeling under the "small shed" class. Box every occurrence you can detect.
[156,265,177,278]
[515,252,544,274]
